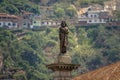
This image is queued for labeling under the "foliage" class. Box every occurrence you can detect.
[13,73,27,80]
[54,7,65,18]
[53,3,77,18]
[66,5,77,17]
[0,0,40,14]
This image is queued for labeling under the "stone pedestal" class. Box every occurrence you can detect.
[56,54,71,64]
[47,54,80,80]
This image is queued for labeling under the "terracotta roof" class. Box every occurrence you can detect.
[73,61,120,80]
[0,13,19,19]
[0,13,7,15]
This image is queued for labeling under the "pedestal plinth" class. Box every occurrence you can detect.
[47,54,80,80]
[56,54,71,64]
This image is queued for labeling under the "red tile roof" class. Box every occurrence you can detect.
[0,13,19,19]
[73,61,120,80]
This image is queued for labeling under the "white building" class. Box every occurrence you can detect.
[78,9,109,25]
[31,18,60,29]
[0,13,19,29]
[41,20,60,27]
[31,16,41,29]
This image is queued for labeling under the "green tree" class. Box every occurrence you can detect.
[55,7,65,18]
[66,5,77,17]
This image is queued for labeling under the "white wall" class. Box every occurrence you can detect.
[78,11,107,24]
[0,21,18,28]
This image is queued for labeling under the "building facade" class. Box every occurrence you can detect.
[20,12,34,29]
[0,13,19,29]
[78,9,109,25]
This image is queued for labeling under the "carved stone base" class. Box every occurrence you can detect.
[55,53,71,64]
[46,53,80,80]
[47,63,80,80]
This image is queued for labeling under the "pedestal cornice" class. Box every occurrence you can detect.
[47,63,80,71]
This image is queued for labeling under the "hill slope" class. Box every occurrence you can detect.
[0,0,40,14]
[0,24,120,79]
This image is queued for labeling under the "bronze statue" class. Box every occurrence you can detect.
[59,21,69,55]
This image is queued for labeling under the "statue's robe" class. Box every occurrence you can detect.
[59,26,69,54]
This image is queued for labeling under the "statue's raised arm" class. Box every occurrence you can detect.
[59,21,69,55]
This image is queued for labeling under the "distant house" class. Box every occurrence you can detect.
[0,13,19,29]
[77,1,120,26]
[20,12,34,29]
[78,4,103,16]
[31,16,60,29]
[78,9,109,25]
[31,16,41,29]
[41,20,60,27]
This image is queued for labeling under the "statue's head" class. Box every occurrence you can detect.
[61,21,67,27]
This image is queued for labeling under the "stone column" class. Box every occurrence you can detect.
[47,54,80,80]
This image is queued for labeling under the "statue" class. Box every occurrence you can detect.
[59,21,69,55]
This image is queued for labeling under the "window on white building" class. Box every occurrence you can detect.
[41,22,44,25]
[13,23,16,26]
[47,22,49,24]
[91,15,93,18]
[24,23,26,25]
[89,20,92,22]
[95,20,97,22]
[8,23,11,26]
[94,15,97,18]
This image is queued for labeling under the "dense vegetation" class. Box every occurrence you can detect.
[0,0,40,14]
[33,0,109,5]
[0,24,120,79]
[0,0,110,16]
[0,28,52,80]
[1,0,118,19]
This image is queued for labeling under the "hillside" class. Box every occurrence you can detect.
[0,24,120,79]
[37,0,110,5]
[0,0,40,14]
[0,0,110,15]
